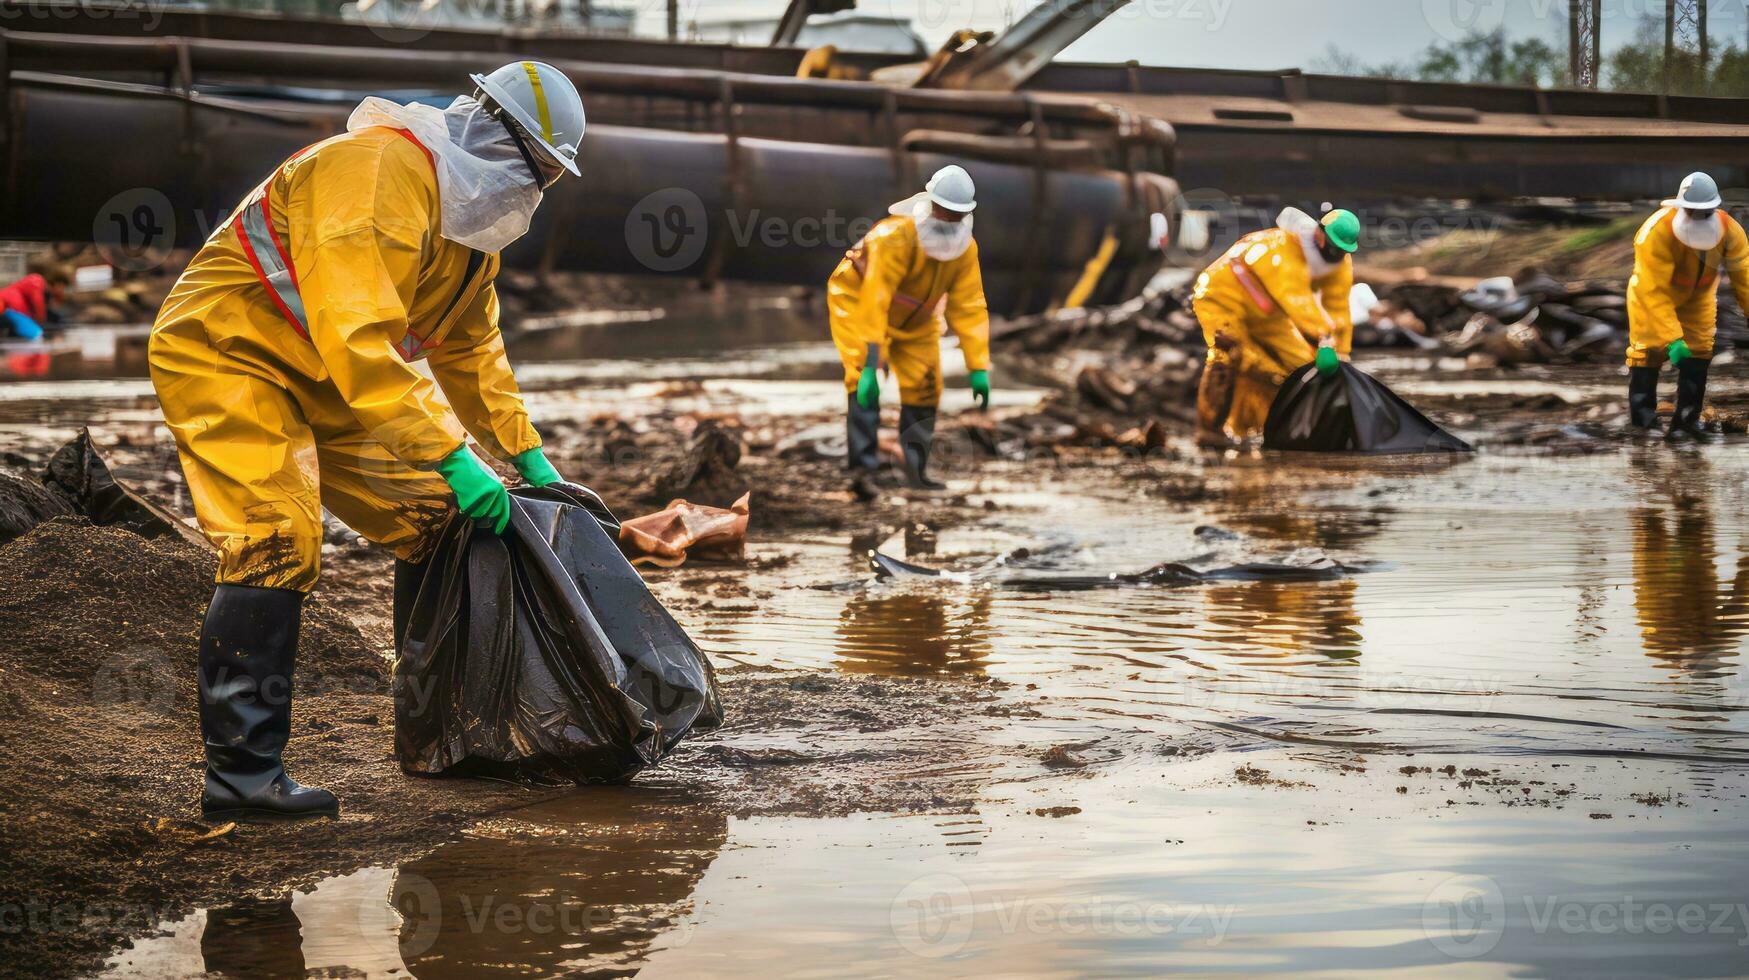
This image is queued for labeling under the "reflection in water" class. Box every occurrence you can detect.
[1202,578,1363,660]
[161,793,727,979]
[833,588,993,677]
[509,295,823,366]
[1631,467,1749,679]
[84,394,1749,979]
[388,793,727,978]
[200,897,305,979]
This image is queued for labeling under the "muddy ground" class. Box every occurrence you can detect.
[0,343,1736,977]
[0,383,1157,977]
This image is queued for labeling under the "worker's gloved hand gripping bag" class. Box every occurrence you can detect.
[1264,361,1472,454]
[395,483,724,783]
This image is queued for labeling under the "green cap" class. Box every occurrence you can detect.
[1321,209,1360,253]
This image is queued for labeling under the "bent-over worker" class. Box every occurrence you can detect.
[1626,171,1749,441]
[150,62,585,820]
[1192,208,1359,448]
[828,165,992,494]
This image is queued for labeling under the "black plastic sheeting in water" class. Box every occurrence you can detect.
[1263,362,1472,454]
[870,551,1366,590]
[395,484,723,785]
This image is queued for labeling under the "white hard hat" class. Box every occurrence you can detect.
[926,165,976,213]
[1663,171,1722,210]
[470,61,586,177]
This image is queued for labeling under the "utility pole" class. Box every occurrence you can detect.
[1569,0,1601,88]
[666,0,678,40]
[1666,0,1710,94]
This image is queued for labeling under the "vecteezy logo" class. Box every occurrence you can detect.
[90,645,176,715]
[94,188,175,272]
[626,188,708,273]
[890,873,974,959]
[1422,873,1506,958]
[362,869,442,960]
[356,0,443,44]
[906,0,960,31]
[1422,0,1507,43]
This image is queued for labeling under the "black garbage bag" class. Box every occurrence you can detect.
[1264,362,1472,453]
[395,483,723,784]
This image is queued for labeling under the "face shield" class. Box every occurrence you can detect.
[347,94,547,253]
[1674,208,1725,251]
[478,91,569,189]
[889,192,974,262]
[1315,230,1348,266]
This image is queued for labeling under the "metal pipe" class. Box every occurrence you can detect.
[6,73,1163,314]
[0,29,1132,129]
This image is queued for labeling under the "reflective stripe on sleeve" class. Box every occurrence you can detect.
[235,191,311,340]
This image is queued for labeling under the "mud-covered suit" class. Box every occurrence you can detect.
[1192,227,1353,440]
[827,214,989,485]
[150,126,542,593]
[1626,207,1749,367]
[1623,207,1749,435]
[828,214,990,407]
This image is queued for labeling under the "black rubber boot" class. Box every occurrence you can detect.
[1627,366,1660,430]
[846,393,881,472]
[393,557,430,659]
[847,393,883,500]
[899,405,946,491]
[201,897,306,979]
[1666,357,1711,442]
[199,584,339,821]
[1196,357,1238,449]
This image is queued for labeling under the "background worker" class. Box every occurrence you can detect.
[1192,208,1359,448]
[0,265,69,340]
[149,62,584,821]
[828,165,992,495]
[1626,172,1749,441]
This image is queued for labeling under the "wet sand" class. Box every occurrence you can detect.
[5,318,1749,977]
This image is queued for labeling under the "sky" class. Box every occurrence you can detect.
[631,0,1749,71]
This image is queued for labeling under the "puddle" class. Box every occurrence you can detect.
[12,305,1742,977]
[96,441,1749,977]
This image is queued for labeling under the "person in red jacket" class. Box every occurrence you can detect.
[0,267,68,340]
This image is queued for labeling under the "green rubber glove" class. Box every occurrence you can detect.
[1667,339,1691,366]
[856,362,880,409]
[511,447,562,488]
[1315,346,1340,377]
[969,369,990,410]
[436,446,510,534]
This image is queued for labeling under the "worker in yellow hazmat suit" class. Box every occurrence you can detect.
[1625,172,1749,440]
[828,165,992,493]
[149,62,586,820]
[1192,208,1358,448]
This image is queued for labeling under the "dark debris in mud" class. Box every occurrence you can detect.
[0,457,1066,977]
[0,327,1739,977]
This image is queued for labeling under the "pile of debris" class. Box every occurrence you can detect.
[1364,267,1645,367]
[989,280,1202,449]
[1357,265,1747,366]
[993,262,1748,428]
[0,428,201,548]
[61,276,169,326]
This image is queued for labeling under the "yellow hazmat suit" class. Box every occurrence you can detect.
[149,126,542,592]
[827,215,991,406]
[1192,227,1353,438]
[1626,207,1749,367]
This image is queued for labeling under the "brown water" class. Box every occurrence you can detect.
[60,312,1749,977]
[98,435,1749,978]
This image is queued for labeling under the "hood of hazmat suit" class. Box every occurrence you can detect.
[349,96,543,254]
[890,193,975,262]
